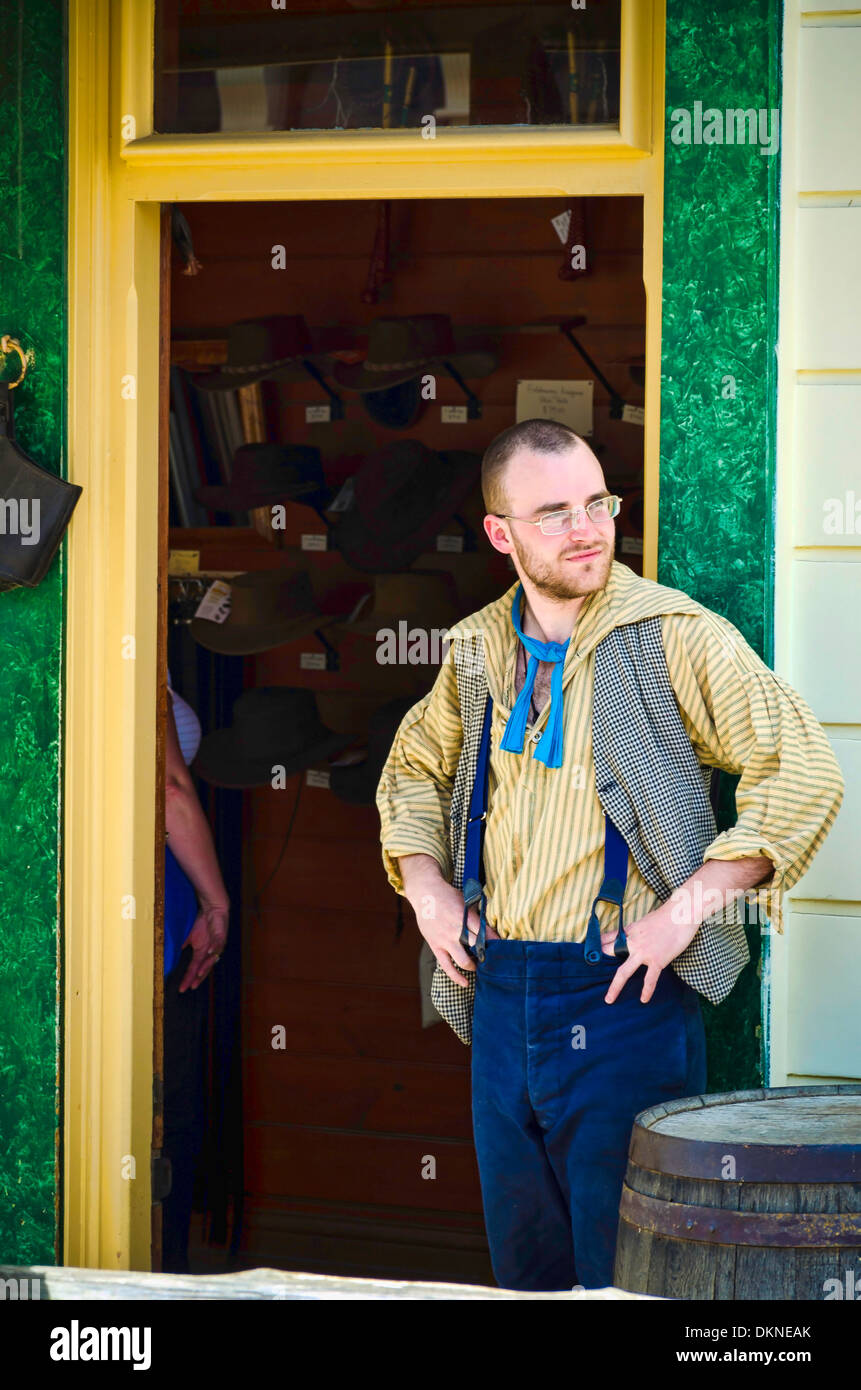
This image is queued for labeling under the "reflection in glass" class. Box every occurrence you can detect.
[154,2,621,135]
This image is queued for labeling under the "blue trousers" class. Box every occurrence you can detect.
[470,939,707,1292]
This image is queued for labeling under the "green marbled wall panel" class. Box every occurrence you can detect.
[660,0,781,1092]
[0,0,67,1262]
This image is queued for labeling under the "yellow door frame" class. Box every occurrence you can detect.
[65,0,668,1270]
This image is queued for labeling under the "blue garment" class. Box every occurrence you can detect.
[164,843,198,978]
[499,583,570,768]
[470,940,707,1291]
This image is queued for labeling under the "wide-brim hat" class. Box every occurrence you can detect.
[189,568,340,655]
[194,687,355,788]
[198,316,352,391]
[194,443,329,512]
[360,377,424,430]
[330,440,482,573]
[329,570,461,637]
[333,314,497,393]
[329,697,418,805]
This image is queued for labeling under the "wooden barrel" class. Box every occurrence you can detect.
[614,1085,861,1300]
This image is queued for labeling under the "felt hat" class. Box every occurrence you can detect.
[360,377,425,430]
[189,568,339,655]
[329,696,418,805]
[197,315,351,390]
[330,439,482,573]
[331,572,460,700]
[332,314,497,393]
[193,687,355,788]
[329,570,461,638]
[193,444,329,512]
[0,382,83,590]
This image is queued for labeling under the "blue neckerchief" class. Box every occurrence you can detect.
[500,583,570,768]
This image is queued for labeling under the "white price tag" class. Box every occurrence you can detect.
[327,477,355,513]
[300,652,327,670]
[301,534,328,551]
[622,404,645,427]
[551,209,571,244]
[194,579,232,624]
[436,534,464,553]
[305,404,331,424]
[441,405,468,424]
[306,769,331,789]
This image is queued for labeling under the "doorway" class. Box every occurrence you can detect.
[154,193,647,1283]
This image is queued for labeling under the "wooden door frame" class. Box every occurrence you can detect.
[65,0,667,1270]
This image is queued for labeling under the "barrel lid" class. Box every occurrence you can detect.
[629,1085,861,1182]
[652,1094,861,1144]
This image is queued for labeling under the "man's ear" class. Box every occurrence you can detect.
[483,513,514,556]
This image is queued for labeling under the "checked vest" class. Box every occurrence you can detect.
[430,616,752,1045]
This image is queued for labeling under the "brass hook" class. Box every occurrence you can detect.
[0,335,28,389]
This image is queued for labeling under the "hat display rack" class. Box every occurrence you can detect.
[165,304,506,979]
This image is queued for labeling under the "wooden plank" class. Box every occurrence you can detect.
[235,1197,492,1286]
[152,203,173,1274]
[173,196,644,265]
[243,1123,483,1212]
[243,908,425,989]
[242,977,466,1065]
[0,1263,656,1301]
[242,1051,472,1137]
[246,835,400,915]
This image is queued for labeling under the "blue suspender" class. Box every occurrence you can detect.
[461,694,630,965]
[583,814,630,963]
[461,694,494,963]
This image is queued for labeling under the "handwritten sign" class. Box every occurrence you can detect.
[515,380,593,436]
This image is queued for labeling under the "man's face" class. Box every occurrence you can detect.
[487,443,616,601]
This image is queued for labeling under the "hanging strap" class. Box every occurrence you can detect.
[461,693,631,967]
[460,693,493,963]
[583,814,630,963]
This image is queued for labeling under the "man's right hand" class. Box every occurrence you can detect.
[398,854,498,986]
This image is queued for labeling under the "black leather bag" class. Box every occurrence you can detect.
[0,382,82,590]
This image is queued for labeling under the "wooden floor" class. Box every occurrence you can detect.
[187,1204,495,1287]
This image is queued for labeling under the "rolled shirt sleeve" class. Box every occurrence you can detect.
[376,642,464,896]
[662,608,845,930]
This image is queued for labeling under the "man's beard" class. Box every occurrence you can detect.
[510,533,613,601]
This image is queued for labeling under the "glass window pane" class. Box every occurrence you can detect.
[154,1,621,135]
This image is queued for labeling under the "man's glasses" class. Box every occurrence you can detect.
[500,495,622,536]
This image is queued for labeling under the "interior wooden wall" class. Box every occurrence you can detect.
[170,194,645,1282]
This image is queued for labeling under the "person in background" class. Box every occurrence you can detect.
[162,669,230,1273]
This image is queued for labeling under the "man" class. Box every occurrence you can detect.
[376,418,843,1292]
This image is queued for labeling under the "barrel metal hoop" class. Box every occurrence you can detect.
[618,1185,861,1247]
[630,1129,861,1183]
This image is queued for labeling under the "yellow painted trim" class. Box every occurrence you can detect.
[66,0,161,1271]
[798,192,861,205]
[124,127,644,167]
[800,9,861,23]
[641,0,666,583]
[66,0,666,1267]
[796,368,861,380]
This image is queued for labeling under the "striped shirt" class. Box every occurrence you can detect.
[376,562,844,941]
[167,667,202,768]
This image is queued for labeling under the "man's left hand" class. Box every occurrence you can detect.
[602,905,699,1005]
